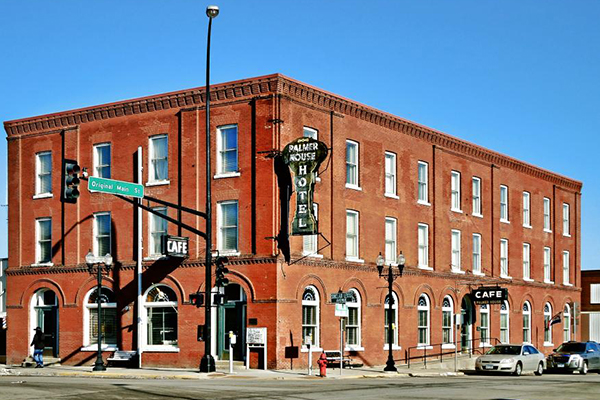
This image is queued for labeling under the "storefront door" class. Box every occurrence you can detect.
[461,295,474,352]
[217,284,246,361]
[32,289,59,357]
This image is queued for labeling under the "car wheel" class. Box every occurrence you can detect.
[534,362,543,376]
[513,362,522,376]
[580,361,588,375]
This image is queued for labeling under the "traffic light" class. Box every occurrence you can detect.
[215,256,229,287]
[62,159,81,203]
[189,292,204,308]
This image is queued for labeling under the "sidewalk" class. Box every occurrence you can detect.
[0,363,465,381]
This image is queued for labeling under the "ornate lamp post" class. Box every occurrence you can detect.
[376,251,405,372]
[85,250,113,372]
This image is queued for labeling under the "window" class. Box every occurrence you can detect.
[346,289,361,348]
[451,230,461,272]
[418,161,429,204]
[149,207,168,257]
[563,203,570,236]
[385,218,397,264]
[544,303,553,345]
[500,301,510,344]
[544,247,552,283]
[346,140,359,188]
[523,302,531,344]
[35,152,52,196]
[84,287,117,348]
[303,204,319,256]
[385,152,397,197]
[480,304,490,345]
[144,285,178,348]
[472,234,482,274]
[592,284,600,304]
[384,292,399,346]
[563,251,570,285]
[346,210,359,260]
[149,135,168,183]
[418,224,429,269]
[303,127,317,139]
[442,296,454,346]
[500,185,509,222]
[563,304,571,342]
[36,218,52,264]
[94,212,111,257]
[302,286,320,348]
[217,201,238,254]
[523,192,531,227]
[543,197,551,231]
[472,177,482,216]
[217,125,238,175]
[500,239,509,278]
[523,243,531,280]
[451,171,461,211]
[417,294,430,346]
[93,143,111,178]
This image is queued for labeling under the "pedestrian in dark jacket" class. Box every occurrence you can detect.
[31,327,45,368]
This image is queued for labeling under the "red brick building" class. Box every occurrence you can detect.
[3,74,582,369]
[581,270,600,342]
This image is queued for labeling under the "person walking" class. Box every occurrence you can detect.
[31,327,45,368]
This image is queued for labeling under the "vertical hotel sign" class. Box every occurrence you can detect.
[282,137,328,235]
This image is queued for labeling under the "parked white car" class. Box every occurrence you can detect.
[475,344,546,376]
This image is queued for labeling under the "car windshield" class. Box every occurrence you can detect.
[556,343,586,353]
[486,345,521,355]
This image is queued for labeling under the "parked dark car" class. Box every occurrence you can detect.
[546,341,600,374]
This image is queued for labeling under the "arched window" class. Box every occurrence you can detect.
[144,285,178,348]
[384,292,399,347]
[302,286,320,348]
[500,300,510,344]
[84,287,117,349]
[480,304,490,345]
[442,296,454,346]
[346,289,362,349]
[417,294,430,346]
[523,301,531,344]
[544,302,553,344]
[563,304,571,342]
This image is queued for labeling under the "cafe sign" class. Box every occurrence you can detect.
[163,235,189,258]
[282,137,328,235]
[471,287,508,304]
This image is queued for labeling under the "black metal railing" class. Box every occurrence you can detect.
[405,336,500,368]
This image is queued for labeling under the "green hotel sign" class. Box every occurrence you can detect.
[88,176,144,199]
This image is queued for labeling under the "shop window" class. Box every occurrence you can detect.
[302,286,320,348]
[144,285,178,348]
[384,292,399,347]
[523,301,531,344]
[83,287,117,349]
[563,304,571,342]
[480,304,490,346]
[544,303,553,345]
[500,300,510,344]
[417,294,430,346]
[345,289,362,349]
[442,296,454,347]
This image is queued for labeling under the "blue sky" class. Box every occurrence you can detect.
[0,0,598,269]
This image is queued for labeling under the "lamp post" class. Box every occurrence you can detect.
[376,251,405,372]
[200,4,219,374]
[85,250,113,372]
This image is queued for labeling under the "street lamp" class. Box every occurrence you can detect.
[200,4,219,374]
[85,250,113,372]
[376,251,405,372]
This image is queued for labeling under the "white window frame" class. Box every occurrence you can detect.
[480,304,490,346]
[142,284,179,352]
[93,212,111,258]
[500,185,509,223]
[544,303,553,346]
[522,191,531,228]
[451,229,462,273]
[563,304,571,342]
[303,127,318,139]
[384,292,400,349]
[418,223,430,269]
[523,243,532,281]
[302,286,320,350]
[217,200,239,255]
[500,238,510,278]
[563,203,570,237]
[442,296,454,349]
[451,171,461,212]
[523,302,532,344]
[303,204,321,257]
[417,161,429,205]
[591,284,600,304]
[384,152,397,198]
[562,250,570,285]
[543,197,552,232]
[215,124,240,178]
[472,177,482,217]
[82,286,118,351]
[35,217,52,265]
[148,207,168,258]
[544,247,553,284]
[35,151,52,198]
[148,135,169,185]
[385,217,397,264]
[345,210,361,262]
[345,140,360,190]
[472,233,482,275]
[417,294,431,347]
[500,300,510,344]
[345,289,363,351]
[93,143,111,179]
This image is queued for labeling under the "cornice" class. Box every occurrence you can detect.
[3,73,581,191]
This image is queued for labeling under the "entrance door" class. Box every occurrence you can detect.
[32,289,59,357]
[217,284,246,361]
[461,295,474,352]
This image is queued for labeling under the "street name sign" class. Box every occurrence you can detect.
[330,291,354,304]
[88,177,144,199]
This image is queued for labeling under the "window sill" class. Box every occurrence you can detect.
[383,345,402,351]
[500,275,512,280]
[146,180,170,187]
[345,257,364,264]
[31,262,54,267]
[563,233,571,238]
[144,255,168,261]
[451,208,463,214]
[344,346,364,352]
[302,252,323,259]
[441,344,456,350]
[80,345,119,352]
[417,200,431,206]
[472,213,483,219]
[473,271,485,276]
[33,193,53,200]
[563,282,573,287]
[214,172,241,179]
[451,269,465,275]
[143,346,180,353]
[418,265,433,271]
[523,278,534,282]
[385,193,399,200]
[345,184,362,191]
[543,342,554,347]
[301,346,322,353]
[544,229,552,234]
[479,343,493,348]
[544,280,555,285]
[500,219,510,224]
[219,251,240,257]
[416,345,433,350]
[523,224,532,229]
